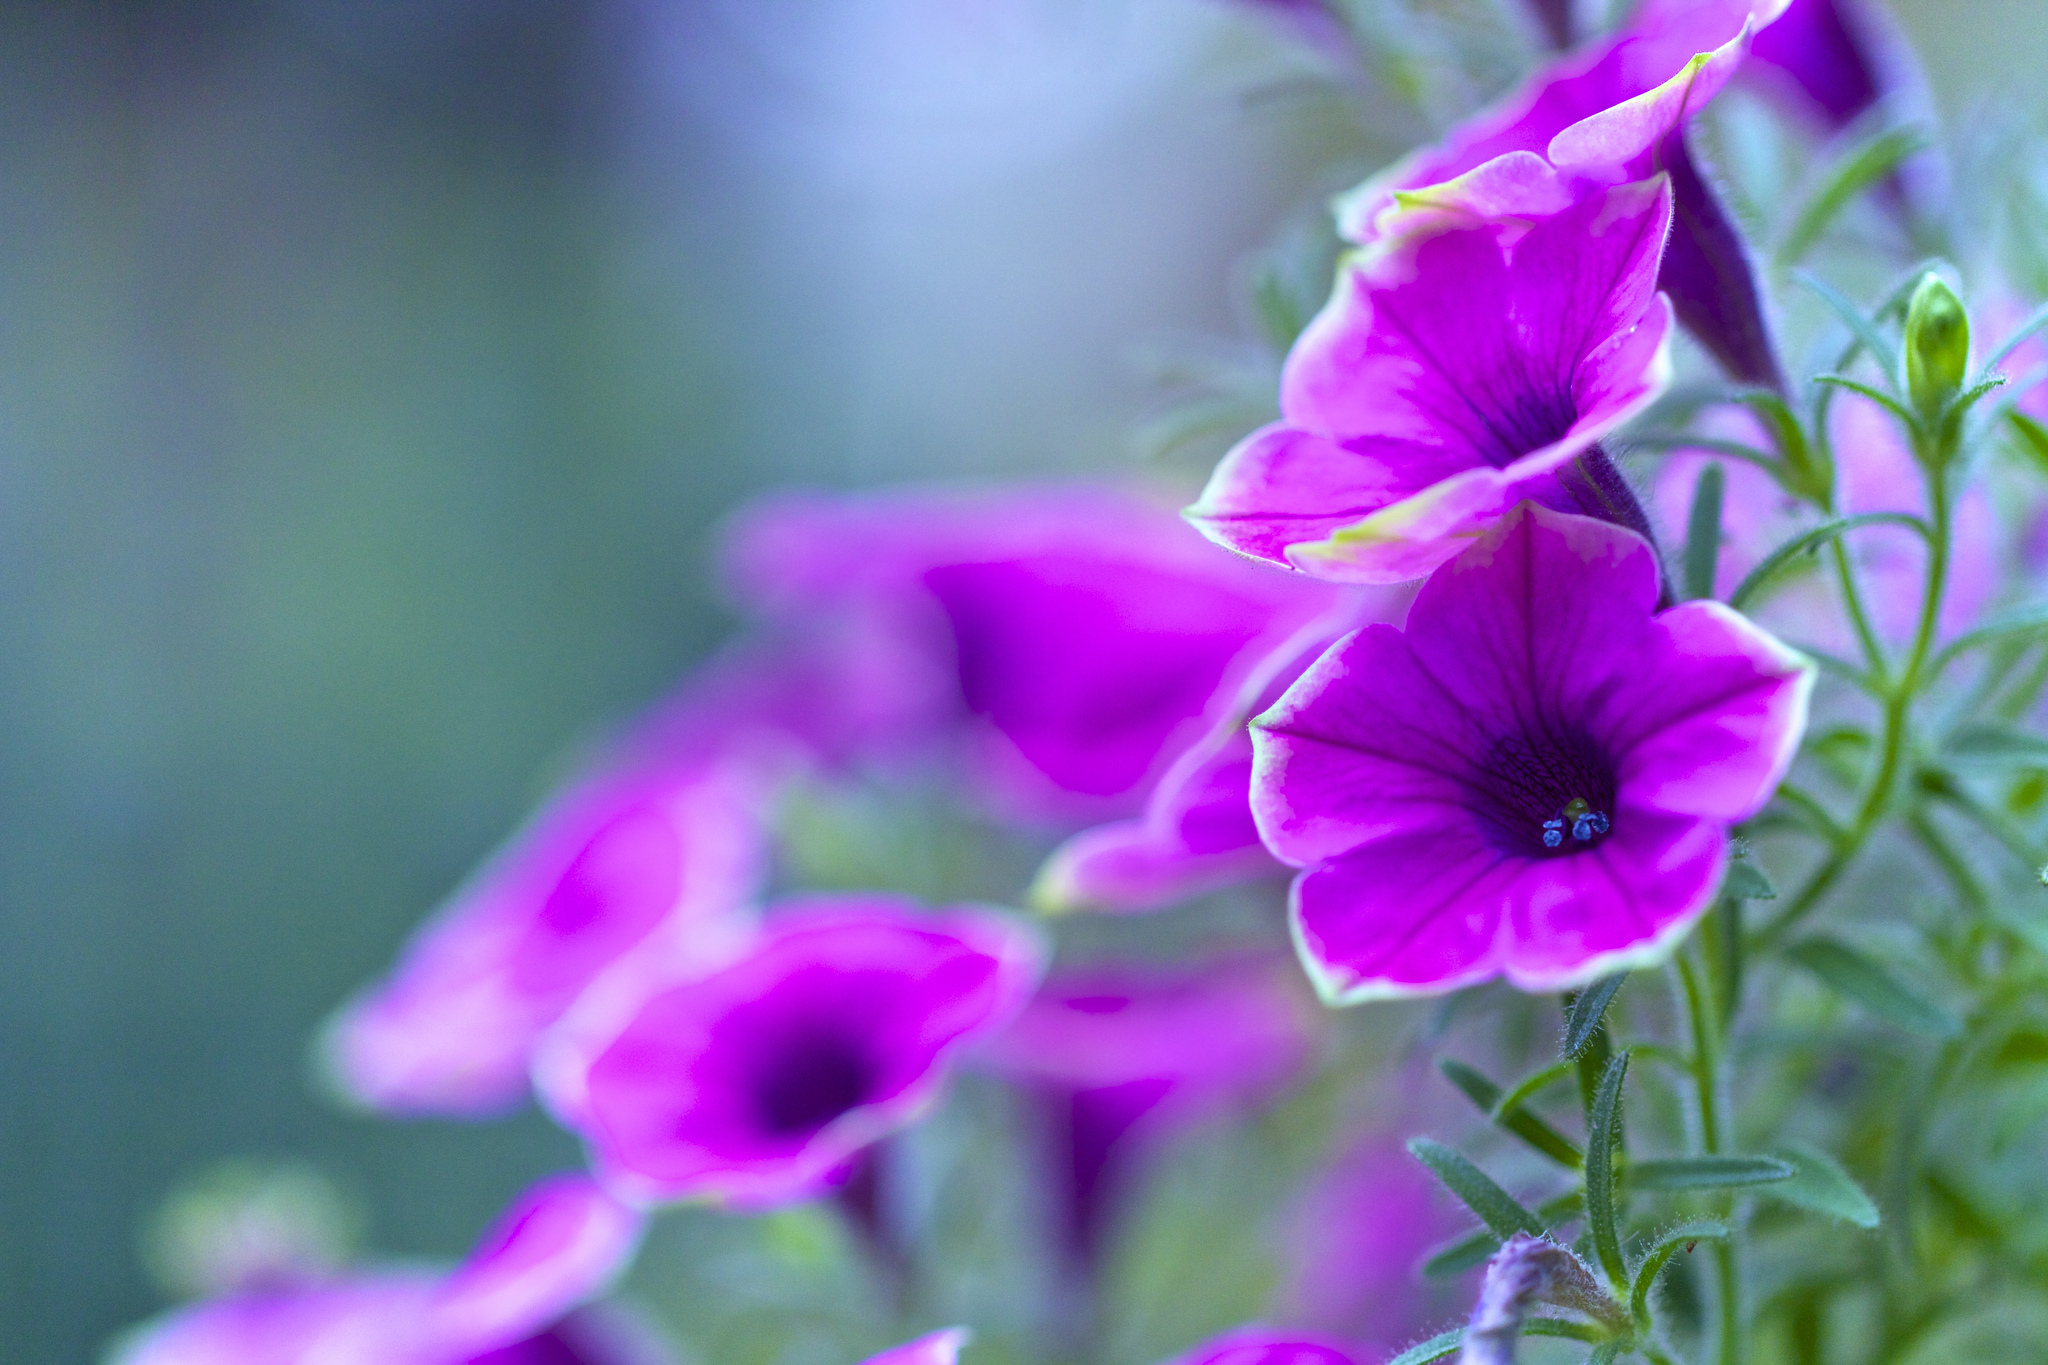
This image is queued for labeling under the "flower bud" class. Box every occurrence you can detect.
[1904,273,1969,418]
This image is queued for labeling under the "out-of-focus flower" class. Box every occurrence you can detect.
[1161,1326,1360,1365]
[551,896,1045,1209]
[980,956,1321,1273]
[1188,179,1674,585]
[111,1175,653,1365]
[1650,395,2000,647]
[1336,3,1779,388]
[859,1328,971,1365]
[722,484,1350,825]
[1252,504,1811,1001]
[1276,1130,1468,1358]
[320,757,774,1117]
[1033,588,1410,913]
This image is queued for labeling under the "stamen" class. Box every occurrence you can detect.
[1543,798,1609,851]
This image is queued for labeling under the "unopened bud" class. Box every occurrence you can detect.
[1904,273,1969,418]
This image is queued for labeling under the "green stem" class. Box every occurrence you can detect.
[1676,951,1739,1365]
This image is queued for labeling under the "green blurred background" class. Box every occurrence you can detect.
[0,1,2032,1359]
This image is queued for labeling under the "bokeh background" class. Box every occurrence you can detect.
[0,1,2037,1359]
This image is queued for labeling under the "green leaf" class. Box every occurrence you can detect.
[1407,1138,1546,1242]
[1776,124,1932,267]
[1765,1142,1880,1228]
[1564,975,1628,1060]
[1929,602,2048,680]
[1628,1221,1730,1328]
[1813,374,1918,427]
[2010,410,2048,478]
[1784,937,1963,1038]
[1724,861,1777,900]
[1585,1051,1630,1289]
[1385,1329,1462,1365]
[1683,461,1725,601]
[1983,295,2048,378]
[1437,1059,1584,1169]
[1944,721,2048,764]
[1727,513,1927,611]
[1627,1155,1794,1190]
[1588,1343,1624,1365]
[1420,1191,1584,1279]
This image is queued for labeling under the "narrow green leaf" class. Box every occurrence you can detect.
[1627,1155,1794,1190]
[1944,721,2048,764]
[1585,1051,1631,1290]
[2010,410,2048,477]
[1812,374,1918,426]
[1385,1329,1463,1365]
[1785,938,1963,1038]
[1587,1343,1624,1365]
[1930,601,2048,679]
[1983,295,2048,378]
[1408,1138,1546,1242]
[1724,861,1777,900]
[1521,1318,1605,1344]
[1683,461,1725,601]
[1438,1059,1583,1169]
[1564,975,1628,1060]
[1628,1221,1730,1328]
[1728,513,1928,610]
[1794,271,1902,385]
[1420,1191,1585,1279]
[1776,124,1931,267]
[1765,1142,1880,1228]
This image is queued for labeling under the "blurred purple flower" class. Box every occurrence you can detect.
[553,896,1045,1209]
[1161,1326,1360,1365]
[1188,179,1674,584]
[1642,0,1922,135]
[1650,396,2001,647]
[113,1176,652,1365]
[1253,504,1811,1001]
[980,956,1321,1274]
[1276,1131,1469,1357]
[320,757,773,1117]
[721,484,1348,825]
[1034,588,1410,913]
[860,1328,971,1365]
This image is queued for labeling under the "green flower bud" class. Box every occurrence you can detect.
[1904,273,1970,418]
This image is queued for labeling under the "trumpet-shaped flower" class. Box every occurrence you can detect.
[980,956,1320,1270]
[1252,505,1811,1000]
[1163,1327,1360,1365]
[1190,179,1674,584]
[557,897,1045,1208]
[112,1176,653,1365]
[721,485,1348,823]
[860,1329,971,1365]
[320,757,772,1117]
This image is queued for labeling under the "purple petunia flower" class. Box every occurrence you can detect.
[721,485,1350,824]
[546,896,1045,1209]
[980,956,1321,1274]
[112,1175,655,1365]
[320,756,774,1117]
[1335,2,1781,388]
[1188,178,1675,585]
[1251,504,1811,1000]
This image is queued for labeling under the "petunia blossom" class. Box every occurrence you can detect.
[111,1175,656,1365]
[1252,504,1812,1001]
[979,956,1321,1274]
[551,896,1045,1208]
[320,756,774,1117]
[720,484,1350,826]
[1189,178,1674,585]
[1335,3,1781,388]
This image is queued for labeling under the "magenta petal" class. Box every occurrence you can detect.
[1164,1326,1359,1365]
[430,1176,643,1354]
[860,1329,972,1365]
[1547,21,1752,169]
[109,1276,439,1365]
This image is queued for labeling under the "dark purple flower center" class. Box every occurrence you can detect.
[1470,726,1617,858]
[1472,386,1577,468]
[465,1323,606,1365]
[752,1028,880,1137]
